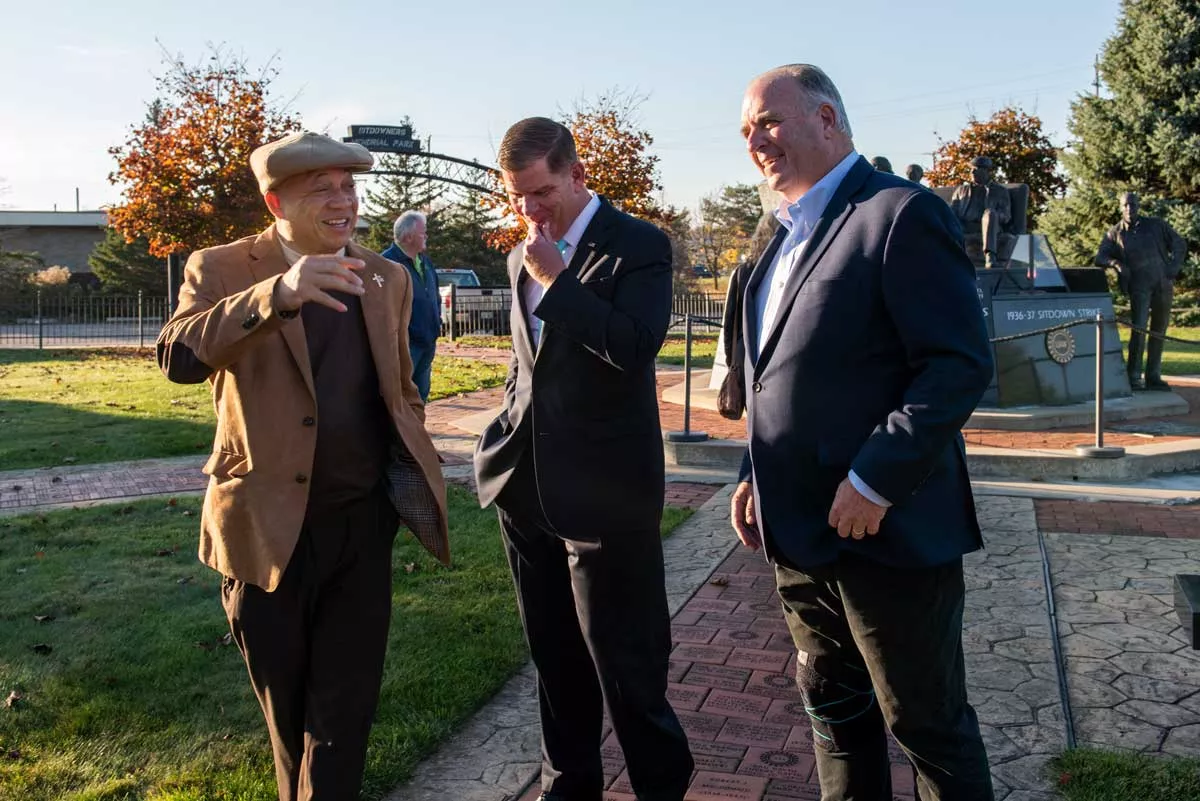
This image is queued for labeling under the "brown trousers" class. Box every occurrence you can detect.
[221,488,398,801]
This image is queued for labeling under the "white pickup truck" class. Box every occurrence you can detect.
[437,269,513,336]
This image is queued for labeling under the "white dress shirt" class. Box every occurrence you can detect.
[752,151,892,508]
[525,191,602,346]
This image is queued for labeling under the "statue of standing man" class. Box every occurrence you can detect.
[1095,191,1187,391]
[950,156,1012,269]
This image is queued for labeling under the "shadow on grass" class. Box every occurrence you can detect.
[0,399,214,472]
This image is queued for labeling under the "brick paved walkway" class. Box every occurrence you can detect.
[1035,499,1200,539]
[517,546,916,801]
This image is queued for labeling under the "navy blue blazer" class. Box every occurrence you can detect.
[740,156,992,569]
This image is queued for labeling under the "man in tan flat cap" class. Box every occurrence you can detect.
[157,130,448,800]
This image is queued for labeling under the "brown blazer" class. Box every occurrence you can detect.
[157,225,449,591]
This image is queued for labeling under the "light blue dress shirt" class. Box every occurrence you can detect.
[753,151,892,508]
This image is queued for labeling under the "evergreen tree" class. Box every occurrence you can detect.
[1041,0,1200,285]
[88,227,165,295]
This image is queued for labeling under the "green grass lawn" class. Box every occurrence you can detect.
[0,350,506,472]
[656,334,718,368]
[1052,749,1200,801]
[0,490,694,800]
[1124,325,1200,375]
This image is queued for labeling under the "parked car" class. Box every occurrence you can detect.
[437,268,482,289]
[436,268,512,336]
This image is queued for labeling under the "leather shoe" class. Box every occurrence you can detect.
[1146,378,1172,391]
[1129,378,1147,391]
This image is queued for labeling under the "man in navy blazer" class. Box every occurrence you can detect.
[731,65,996,800]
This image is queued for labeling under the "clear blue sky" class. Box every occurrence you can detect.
[0,0,1120,217]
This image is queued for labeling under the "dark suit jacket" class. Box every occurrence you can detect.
[474,197,673,537]
[740,156,993,569]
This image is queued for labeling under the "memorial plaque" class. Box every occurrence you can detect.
[714,629,772,650]
[672,625,719,644]
[701,611,761,629]
[685,771,770,801]
[717,719,792,749]
[749,618,793,638]
[673,609,704,626]
[691,740,749,759]
[600,731,623,762]
[671,643,733,665]
[766,777,823,800]
[765,698,810,726]
[682,663,752,691]
[785,724,814,751]
[700,689,773,720]
[693,751,742,772]
[666,682,710,711]
[988,293,1129,406]
[738,747,816,781]
[744,601,780,614]
[675,710,727,739]
[686,598,742,614]
[746,671,799,700]
[727,648,791,673]
[716,586,772,602]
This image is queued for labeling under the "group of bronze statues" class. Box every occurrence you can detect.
[871,154,1187,391]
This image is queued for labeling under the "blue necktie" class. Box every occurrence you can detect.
[532,240,568,346]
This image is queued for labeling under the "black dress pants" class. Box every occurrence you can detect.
[496,459,693,801]
[774,552,994,801]
[221,488,398,801]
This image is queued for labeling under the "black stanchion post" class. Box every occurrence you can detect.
[36,290,43,350]
[137,290,145,349]
[448,284,457,342]
[1076,313,1126,459]
[666,313,708,443]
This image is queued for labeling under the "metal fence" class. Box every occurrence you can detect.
[0,292,168,348]
[672,293,725,322]
[0,291,728,348]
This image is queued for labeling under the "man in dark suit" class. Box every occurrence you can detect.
[731,65,995,800]
[474,117,693,801]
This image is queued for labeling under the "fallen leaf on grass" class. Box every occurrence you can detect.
[6,749,19,760]
[4,691,21,708]
[113,506,134,516]
[177,576,193,585]
[155,549,173,557]
[194,632,234,651]
[34,551,44,559]
[33,614,54,623]
[29,644,52,655]
[405,563,417,574]
[182,510,194,517]
[62,457,77,464]
[167,498,178,507]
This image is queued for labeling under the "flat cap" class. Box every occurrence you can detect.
[250,131,374,194]
[971,156,994,169]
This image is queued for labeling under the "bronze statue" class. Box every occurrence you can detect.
[905,164,924,184]
[1095,191,1187,391]
[950,156,1013,269]
[870,156,894,174]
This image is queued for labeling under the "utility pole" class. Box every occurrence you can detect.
[1093,56,1102,98]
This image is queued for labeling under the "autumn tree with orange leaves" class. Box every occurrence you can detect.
[107,46,300,257]
[925,106,1065,228]
[483,92,664,253]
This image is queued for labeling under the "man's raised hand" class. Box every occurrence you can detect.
[276,256,366,313]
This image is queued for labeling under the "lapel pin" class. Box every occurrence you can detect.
[372,273,384,287]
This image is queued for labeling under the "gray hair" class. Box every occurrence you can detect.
[768,64,853,139]
[393,210,426,242]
